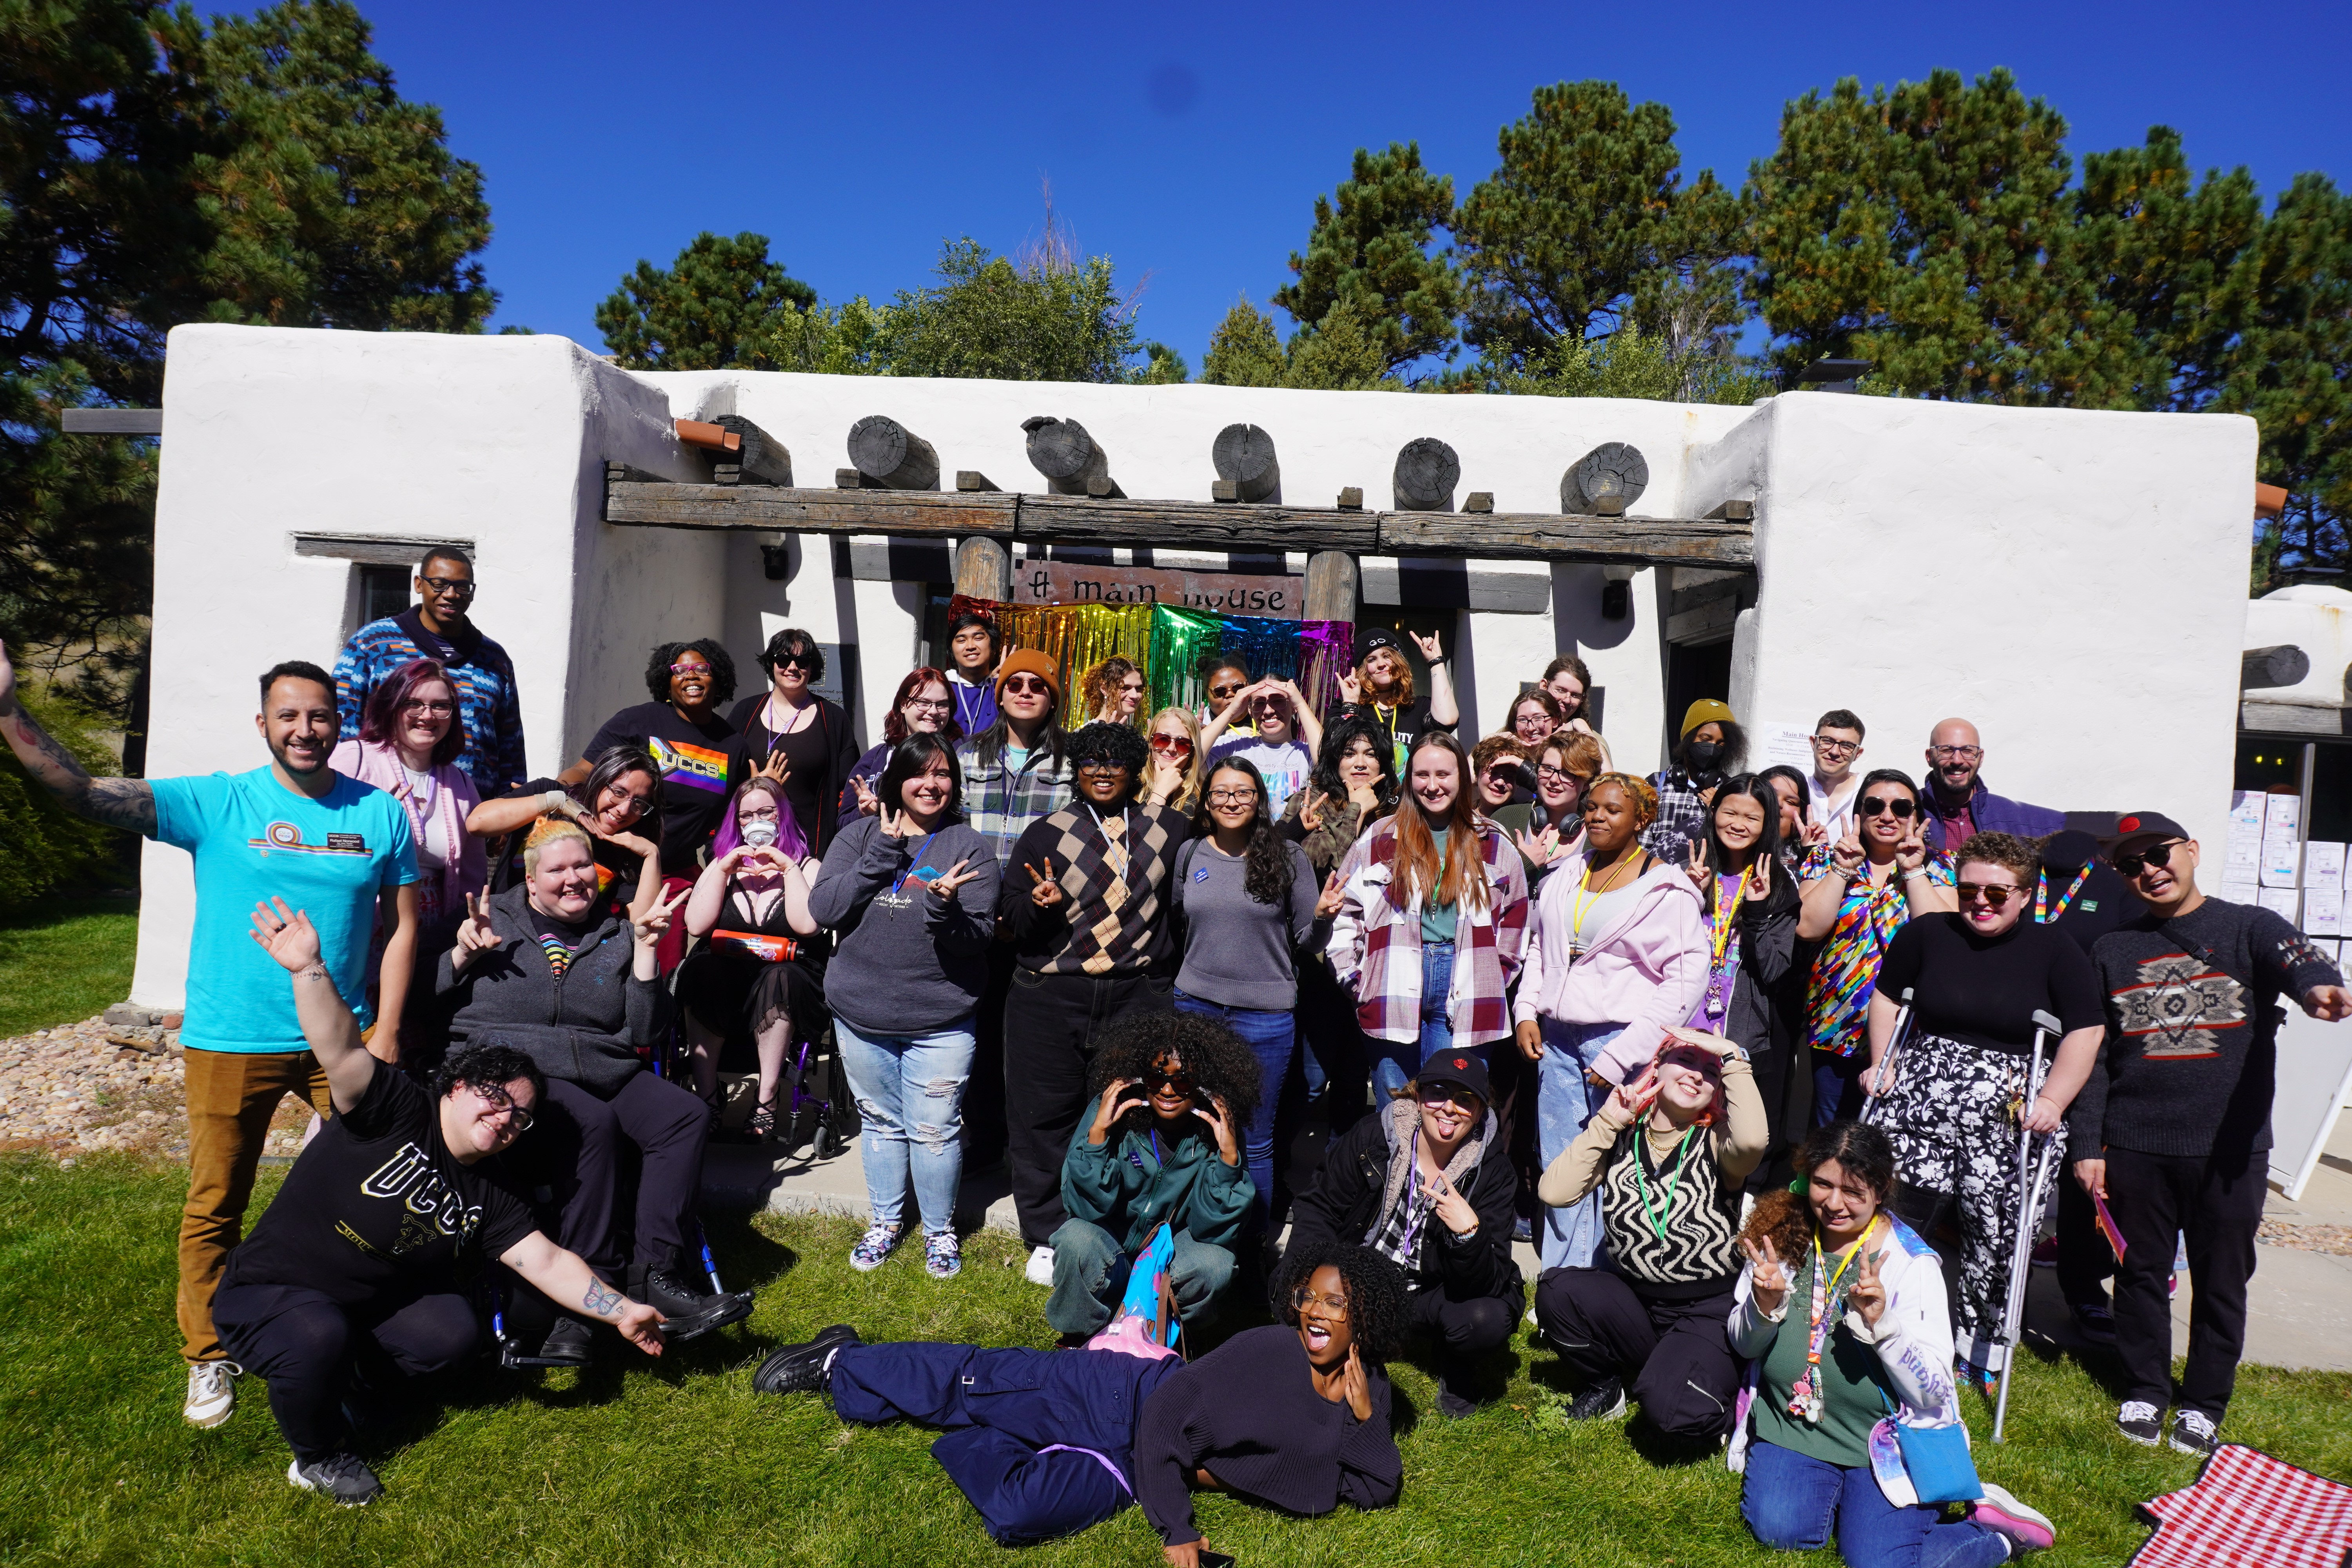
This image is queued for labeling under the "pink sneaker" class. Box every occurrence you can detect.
[1973,1483,2056,1552]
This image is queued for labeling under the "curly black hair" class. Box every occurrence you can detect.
[1084,1009,1263,1138]
[1272,1241,1408,1360]
[1067,719,1147,780]
[644,639,739,706]
[431,1041,547,1106]
[1190,755,1296,906]
[1308,715,1399,811]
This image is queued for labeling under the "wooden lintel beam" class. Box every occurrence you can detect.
[601,482,1753,566]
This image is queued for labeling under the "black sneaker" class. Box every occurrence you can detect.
[287,1452,384,1506]
[754,1324,861,1395]
[538,1317,595,1365]
[634,1266,755,1342]
[1566,1377,1627,1421]
[1435,1381,1479,1420]
[2117,1399,2165,1446]
[2169,1408,2221,1459]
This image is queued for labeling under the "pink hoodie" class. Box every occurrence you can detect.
[1512,854,1708,1083]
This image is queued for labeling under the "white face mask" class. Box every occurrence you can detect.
[741,820,778,848]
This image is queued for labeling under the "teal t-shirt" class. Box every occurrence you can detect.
[151,766,418,1053]
[1419,826,1459,943]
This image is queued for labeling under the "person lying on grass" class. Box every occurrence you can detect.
[1728,1119,2054,1565]
[1047,1010,1260,1344]
[751,1241,1406,1561]
[213,897,664,1508]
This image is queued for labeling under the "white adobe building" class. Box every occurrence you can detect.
[128,324,2264,1009]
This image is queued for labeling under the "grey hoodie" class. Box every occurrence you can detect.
[436,883,666,1095]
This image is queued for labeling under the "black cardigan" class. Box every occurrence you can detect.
[1284,1101,1523,1303]
[726,692,860,856]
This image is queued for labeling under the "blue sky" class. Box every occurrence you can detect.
[363,0,2351,367]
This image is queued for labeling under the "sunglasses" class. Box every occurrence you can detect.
[1209,684,1245,700]
[1858,796,1917,819]
[1956,881,2018,907]
[1002,677,1052,697]
[1147,733,1193,756]
[1077,759,1131,775]
[775,655,817,673]
[419,577,476,598]
[2112,840,2183,878]
[1143,1068,1198,1094]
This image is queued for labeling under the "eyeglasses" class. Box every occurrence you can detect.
[1956,881,2018,907]
[1147,733,1193,756]
[2112,840,2183,878]
[1077,759,1131,776]
[668,662,711,676]
[738,806,780,823]
[1858,796,1917,819]
[1811,736,1860,756]
[1289,1287,1350,1319]
[474,1082,535,1133]
[399,699,455,716]
[419,577,475,598]
[1002,677,1051,697]
[904,698,952,714]
[1208,788,1257,805]
[1536,763,1582,782]
[1929,745,1984,762]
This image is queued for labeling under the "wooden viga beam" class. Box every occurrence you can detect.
[601,482,1754,566]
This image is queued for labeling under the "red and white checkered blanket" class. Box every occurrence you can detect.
[2131,1444,2352,1568]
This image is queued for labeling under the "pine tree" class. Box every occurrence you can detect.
[1272,142,1458,374]
[595,232,818,370]
[1200,300,1289,387]
[877,238,1139,383]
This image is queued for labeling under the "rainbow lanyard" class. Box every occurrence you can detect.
[891,831,940,895]
[1633,1125,1699,1241]
[1789,1214,1880,1423]
[2034,865,2091,924]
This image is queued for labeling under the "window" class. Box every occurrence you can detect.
[356,564,410,630]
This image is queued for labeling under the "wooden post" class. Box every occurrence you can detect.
[1304,550,1359,624]
[1392,438,1458,512]
[848,415,940,490]
[1212,423,1280,502]
[1022,416,1120,497]
[955,536,1011,602]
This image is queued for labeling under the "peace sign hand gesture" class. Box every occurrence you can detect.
[1514,822,1562,867]
[1745,854,1772,900]
[1421,1167,1478,1237]
[1846,1245,1887,1329]
[450,889,500,971]
[1894,822,1928,873]
[1601,1065,1657,1129]
[1829,822,1866,874]
[926,858,981,903]
[633,882,690,949]
[1026,859,1064,909]
[1298,788,1328,834]
[1683,838,1711,891]
[1314,869,1346,920]
[851,773,880,817]
[1740,1234,1790,1317]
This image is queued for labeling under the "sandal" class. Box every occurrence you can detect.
[745,1095,779,1143]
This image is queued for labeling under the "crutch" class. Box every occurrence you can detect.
[1991,1008,2065,1443]
[1857,987,1916,1126]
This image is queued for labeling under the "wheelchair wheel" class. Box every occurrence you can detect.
[814,1118,847,1160]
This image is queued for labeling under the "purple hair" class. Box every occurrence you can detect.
[709,776,810,862]
[359,657,466,770]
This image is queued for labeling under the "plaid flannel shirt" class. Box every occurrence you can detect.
[1641,767,1710,864]
[1327,816,1530,1047]
[956,736,1074,875]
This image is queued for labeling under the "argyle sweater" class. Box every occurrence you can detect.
[1001,800,1189,976]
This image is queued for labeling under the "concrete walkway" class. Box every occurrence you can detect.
[705,1112,2352,1375]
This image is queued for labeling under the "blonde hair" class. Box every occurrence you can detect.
[522,817,593,879]
[1588,771,1658,829]
[1147,705,1204,811]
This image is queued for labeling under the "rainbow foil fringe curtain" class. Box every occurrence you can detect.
[947,595,1355,728]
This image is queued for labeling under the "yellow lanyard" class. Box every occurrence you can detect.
[1571,852,1642,949]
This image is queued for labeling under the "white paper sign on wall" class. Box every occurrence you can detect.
[1757,720,1816,774]
[2270,1007,2352,1201]
[2258,886,2303,923]
[2302,841,2346,894]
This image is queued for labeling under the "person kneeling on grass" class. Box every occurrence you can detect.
[1729,1120,2054,1565]
[1048,1011,1258,1343]
[1532,1028,1762,1436]
[750,1243,1405,1559]
[213,898,664,1507]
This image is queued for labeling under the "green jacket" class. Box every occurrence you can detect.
[1060,1121,1252,1254]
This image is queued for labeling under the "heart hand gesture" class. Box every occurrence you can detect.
[1027,859,1064,909]
[1847,1244,1887,1329]
[1740,1234,1790,1316]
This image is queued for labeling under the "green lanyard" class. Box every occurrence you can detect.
[1633,1125,1700,1241]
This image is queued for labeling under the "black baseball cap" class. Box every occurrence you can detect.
[1416,1050,1490,1106]
[2106,810,2189,852]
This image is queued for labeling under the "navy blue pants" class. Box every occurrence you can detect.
[830,1341,1180,1546]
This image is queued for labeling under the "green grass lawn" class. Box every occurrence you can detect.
[0,895,139,1038]
[2,1154,2346,1567]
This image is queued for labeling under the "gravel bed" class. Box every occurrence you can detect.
[0,1013,311,1165]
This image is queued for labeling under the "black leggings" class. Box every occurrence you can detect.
[1535,1269,1742,1440]
[214,1281,477,1461]
[495,1072,710,1281]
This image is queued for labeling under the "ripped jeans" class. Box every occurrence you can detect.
[836,1016,976,1238]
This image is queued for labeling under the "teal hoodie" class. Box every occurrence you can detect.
[1061,1119,1252,1254]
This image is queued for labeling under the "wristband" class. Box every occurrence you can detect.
[1425,655,1448,666]
[1901,868,1928,883]
[543,789,568,812]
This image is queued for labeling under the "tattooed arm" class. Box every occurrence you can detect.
[0,639,156,834]
[498,1230,665,1355]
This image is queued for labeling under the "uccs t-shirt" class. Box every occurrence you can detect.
[151,766,417,1053]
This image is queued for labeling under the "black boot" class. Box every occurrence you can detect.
[629,1261,754,1341]
[753,1324,861,1395]
[538,1317,595,1365]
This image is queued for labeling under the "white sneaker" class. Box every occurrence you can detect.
[185,1359,240,1428]
[1025,1245,1056,1286]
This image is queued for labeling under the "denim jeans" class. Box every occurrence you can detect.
[1740,1438,2007,1568]
[1371,940,1458,1104]
[1814,1045,1870,1126]
[835,1015,976,1237]
[1172,990,1293,1235]
[1537,1018,1622,1271]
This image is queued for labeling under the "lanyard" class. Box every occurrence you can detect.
[1569,851,1642,955]
[1707,873,1747,969]
[1633,1125,1699,1241]
[1789,1214,1881,1423]
[892,831,940,894]
[2034,865,2091,924]
[1397,1129,1436,1258]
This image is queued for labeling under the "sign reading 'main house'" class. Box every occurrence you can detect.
[1016,561,1304,620]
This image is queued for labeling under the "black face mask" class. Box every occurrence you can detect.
[1684,740,1722,773]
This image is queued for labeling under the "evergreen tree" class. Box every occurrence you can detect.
[1272,142,1458,374]
[1200,300,1288,387]
[1135,341,1189,384]
[877,238,1138,383]
[596,232,818,370]
[1453,81,1739,368]
[1198,297,1394,391]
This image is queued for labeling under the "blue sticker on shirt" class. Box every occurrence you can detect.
[1192,867,1209,882]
